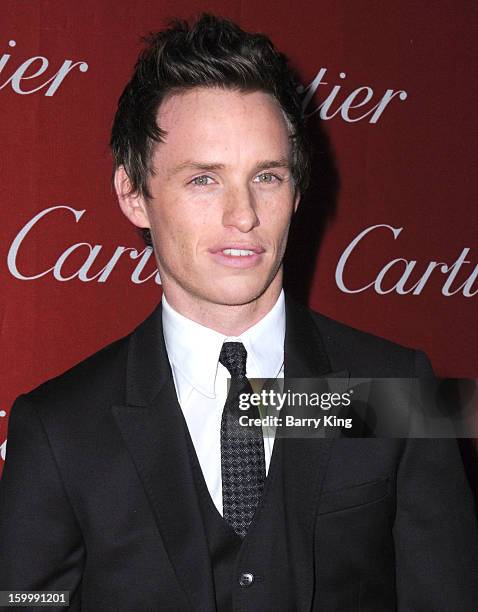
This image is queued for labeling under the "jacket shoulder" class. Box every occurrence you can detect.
[22,332,131,414]
[308,309,430,376]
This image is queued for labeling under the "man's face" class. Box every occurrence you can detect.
[118,87,299,311]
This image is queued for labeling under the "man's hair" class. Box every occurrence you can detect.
[110,13,310,206]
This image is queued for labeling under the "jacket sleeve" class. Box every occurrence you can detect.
[393,350,478,611]
[0,396,84,610]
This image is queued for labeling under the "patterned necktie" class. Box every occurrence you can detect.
[219,342,266,537]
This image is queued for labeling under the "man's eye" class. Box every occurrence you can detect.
[254,173,281,184]
[191,175,214,186]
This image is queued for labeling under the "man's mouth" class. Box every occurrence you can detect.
[209,245,265,268]
[221,248,256,257]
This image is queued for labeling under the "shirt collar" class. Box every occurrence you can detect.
[162,290,285,399]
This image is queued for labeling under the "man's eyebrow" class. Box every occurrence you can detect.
[168,161,226,177]
[254,158,291,171]
[168,158,292,177]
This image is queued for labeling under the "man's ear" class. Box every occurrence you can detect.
[114,166,150,229]
[293,191,301,214]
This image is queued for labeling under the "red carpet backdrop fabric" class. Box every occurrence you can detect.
[0,1,477,473]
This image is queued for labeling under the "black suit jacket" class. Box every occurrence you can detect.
[1,296,477,611]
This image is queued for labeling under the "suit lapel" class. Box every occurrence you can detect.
[112,305,215,612]
[281,296,347,611]
[284,295,332,379]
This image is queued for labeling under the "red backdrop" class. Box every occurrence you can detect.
[1,1,477,471]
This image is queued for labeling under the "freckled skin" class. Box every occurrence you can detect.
[116,87,299,334]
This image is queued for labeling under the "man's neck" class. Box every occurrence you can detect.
[161,285,283,336]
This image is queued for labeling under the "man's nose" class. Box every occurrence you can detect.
[221,187,260,232]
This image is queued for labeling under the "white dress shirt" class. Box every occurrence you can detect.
[162,291,285,515]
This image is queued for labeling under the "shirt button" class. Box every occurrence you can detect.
[239,572,254,587]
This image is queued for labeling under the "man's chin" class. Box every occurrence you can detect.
[202,281,275,308]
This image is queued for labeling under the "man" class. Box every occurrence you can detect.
[1,14,477,612]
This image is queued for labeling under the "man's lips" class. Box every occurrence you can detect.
[210,243,265,254]
[208,244,266,268]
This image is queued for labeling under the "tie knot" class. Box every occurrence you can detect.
[219,342,247,378]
